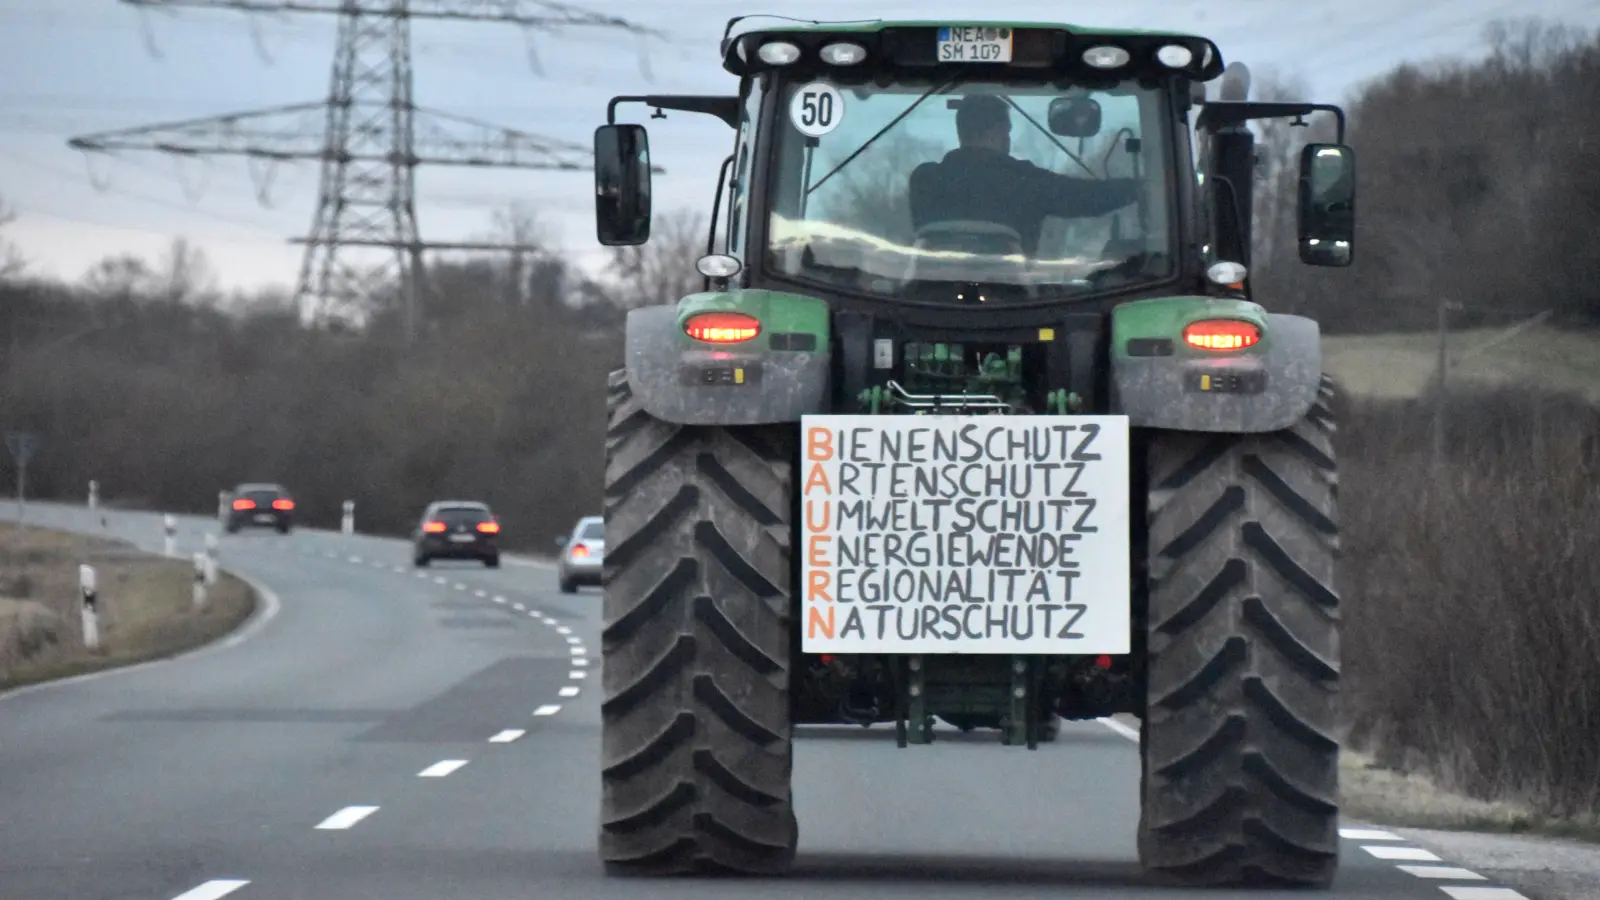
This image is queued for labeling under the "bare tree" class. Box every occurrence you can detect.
[0,195,27,281]
[584,207,708,310]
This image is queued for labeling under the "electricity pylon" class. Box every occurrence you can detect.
[68,0,662,340]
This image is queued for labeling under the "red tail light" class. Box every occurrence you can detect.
[422,521,446,533]
[476,521,500,534]
[232,499,255,510]
[569,543,590,558]
[1183,319,1260,351]
[1095,654,1113,669]
[272,499,294,510]
[684,311,760,343]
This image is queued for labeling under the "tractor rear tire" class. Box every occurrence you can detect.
[598,369,798,876]
[1138,376,1341,887]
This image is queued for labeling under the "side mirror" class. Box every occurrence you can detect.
[1298,142,1355,267]
[594,123,652,246]
[1047,96,1102,138]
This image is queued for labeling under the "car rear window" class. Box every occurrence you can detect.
[434,507,490,525]
[579,521,604,539]
[242,489,284,504]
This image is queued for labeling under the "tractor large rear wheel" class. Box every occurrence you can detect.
[598,369,798,875]
[1138,377,1341,887]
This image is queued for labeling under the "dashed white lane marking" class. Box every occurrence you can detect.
[324,551,338,558]
[570,670,586,679]
[488,729,525,743]
[555,625,572,635]
[1440,889,1530,900]
[1364,845,1443,861]
[418,759,469,777]
[171,880,251,900]
[534,704,561,716]
[1398,865,1487,880]
[571,648,587,657]
[1341,828,1404,841]
[315,805,379,830]
[512,602,526,611]
[349,555,362,563]
[558,686,580,697]
[492,595,507,604]
[392,566,405,573]
[565,636,582,645]
[528,611,540,619]
[415,572,427,578]
[571,657,588,666]
[474,589,487,597]
[433,576,446,584]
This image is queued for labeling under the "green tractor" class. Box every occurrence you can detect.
[593,17,1352,888]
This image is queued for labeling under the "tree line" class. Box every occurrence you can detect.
[2,15,1598,822]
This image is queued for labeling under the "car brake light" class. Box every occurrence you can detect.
[477,521,500,533]
[569,543,590,558]
[684,311,760,343]
[272,499,294,510]
[1183,319,1260,351]
[422,521,446,533]
[232,499,255,510]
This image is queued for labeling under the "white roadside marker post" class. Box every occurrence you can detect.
[87,479,98,511]
[203,533,218,585]
[80,564,100,651]
[192,552,208,610]
[341,500,355,535]
[163,514,178,558]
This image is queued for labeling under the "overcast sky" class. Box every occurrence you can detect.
[1,0,1597,292]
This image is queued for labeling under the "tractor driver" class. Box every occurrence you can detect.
[908,94,1141,257]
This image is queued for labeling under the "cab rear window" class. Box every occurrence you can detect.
[435,507,490,525]
[579,521,604,539]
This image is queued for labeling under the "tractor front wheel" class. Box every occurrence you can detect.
[598,369,798,876]
[1138,377,1342,887]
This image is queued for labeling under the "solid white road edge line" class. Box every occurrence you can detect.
[418,759,469,777]
[1439,889,1531,900]
[315,806,380,830]
[488,729,525,743]
[0,568,282,703]
[171,879,251,900]
[1097,716,1140,741]
[1397,865,1487,880]
[534,704,561,716]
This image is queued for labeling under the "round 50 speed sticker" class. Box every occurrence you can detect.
[789,82,844,137]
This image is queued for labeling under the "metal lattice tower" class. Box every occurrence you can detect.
[68,0,663,339]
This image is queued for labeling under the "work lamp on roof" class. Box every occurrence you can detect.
[758,40,801,65]
[820,41,867,65]
[1157,44,1194,67]
[1082,45,1129,68]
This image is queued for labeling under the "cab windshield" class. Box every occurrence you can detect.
[762,76,1176,304]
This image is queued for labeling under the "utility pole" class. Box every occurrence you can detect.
[68,0,663,342]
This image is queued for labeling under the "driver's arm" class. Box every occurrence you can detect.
[1020,161,1140,218]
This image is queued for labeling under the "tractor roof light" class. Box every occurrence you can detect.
[1082,45,1130,69]
[1156,43,1194,67]
[757,40,801,65]
[1184,319,1261,351]
[819,41,867,65]
[685,311,761,344]
[1206,260,1248,287]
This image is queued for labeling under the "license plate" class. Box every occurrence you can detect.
[936,26,1013,63]
[254,514,273,523]
[449,534,476,543]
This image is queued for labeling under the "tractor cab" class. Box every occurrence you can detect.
[594,20,1356,316]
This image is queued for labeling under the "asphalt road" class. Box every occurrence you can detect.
[0,500,1529,900]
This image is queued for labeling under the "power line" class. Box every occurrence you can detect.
[64,0,661,341]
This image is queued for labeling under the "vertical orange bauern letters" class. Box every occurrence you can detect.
[806,427,834,461]
[807,604,836,640]
[804,499,831,532]
[807,534,830,567]
[808,569,832,603]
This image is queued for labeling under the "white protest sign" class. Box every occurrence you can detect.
[799,415,1131,655]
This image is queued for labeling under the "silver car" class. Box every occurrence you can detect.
[556,515,603,593]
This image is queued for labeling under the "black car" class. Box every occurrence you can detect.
[412,501,501,568]
[224,482,295,534]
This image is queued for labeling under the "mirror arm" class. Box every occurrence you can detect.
[704,154,736,290]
